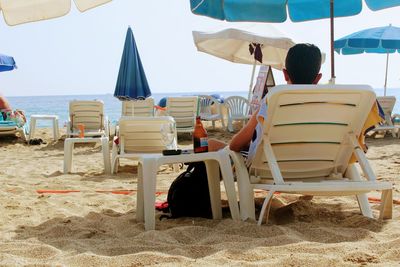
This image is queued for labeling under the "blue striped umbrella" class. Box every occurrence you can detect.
[114,27,151,101]
[0,54,17,72]
[335,25,400,95]
[190,0,400,81]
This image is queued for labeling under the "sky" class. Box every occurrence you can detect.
[1,1,400,97]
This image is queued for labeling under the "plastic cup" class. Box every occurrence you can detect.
[78,124,85,138]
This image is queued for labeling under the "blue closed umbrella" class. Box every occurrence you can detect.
[335,25,400,96]
[190,0,400,81]
[0,54,17,72]
[114,27,151,100]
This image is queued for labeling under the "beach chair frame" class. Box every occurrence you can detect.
[166,96,198,133]
[67,100,109,138]
[121,98,155,117]
[111,116,178,174]
[0,122,27,141]
[229,84,393,225]
[371,96,399,138]
[198,95,225,129]
[224,96,250,132]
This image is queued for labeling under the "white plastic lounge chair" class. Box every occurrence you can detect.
[111,116,178,174]
[0,121,27,141]
[121,98,155,117]
[224,96,250,132]
[229,84,393,225]
[166,96,198,133]
[198,95,225,129]
[371,96,399,138]
[67,100,110,138]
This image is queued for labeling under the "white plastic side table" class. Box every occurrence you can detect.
[29,115,59,141]
[63,137,111,174]
[135,149,240,231]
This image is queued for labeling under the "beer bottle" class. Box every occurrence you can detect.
[193,116,208,153]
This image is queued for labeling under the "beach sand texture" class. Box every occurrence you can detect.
[0,124,399,266]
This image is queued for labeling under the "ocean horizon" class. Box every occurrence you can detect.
[8,88,400,128]
[8,91,249,128]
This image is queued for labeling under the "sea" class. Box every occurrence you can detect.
[7,91,248,128]
[8,88,400,128]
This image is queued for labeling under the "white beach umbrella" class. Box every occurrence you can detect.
[0,0,112,26]
[193,23,325,103]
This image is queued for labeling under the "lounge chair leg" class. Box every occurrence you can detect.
[379,189,393,220]
[257,190,274,226]
[218,150,240,220]
[356,194,373,218]
[346,164,373,218]
[204,160,223,220]
[136,163,144,222]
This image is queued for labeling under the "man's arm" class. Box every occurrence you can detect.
[229,112,258,152]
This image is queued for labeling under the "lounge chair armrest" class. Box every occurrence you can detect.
[348,133,377,182]
[227,148,247,172]
[225,147,256,221]
[226,147,252,186]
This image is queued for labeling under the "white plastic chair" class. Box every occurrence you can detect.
[371,96,399,138]
[111,116,178,174]
[198,95,225,129]
[67,100,109,138]
[224,96,250,132]
[121,98,155,117]
[166,96,198,133]
[229,84,393,225]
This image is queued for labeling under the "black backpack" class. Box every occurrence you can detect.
[164,162,212,219]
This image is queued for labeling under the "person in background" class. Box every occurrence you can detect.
[0,94,26,124]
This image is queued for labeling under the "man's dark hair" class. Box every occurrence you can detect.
[285,43,322,84]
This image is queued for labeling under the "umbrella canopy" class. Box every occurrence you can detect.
[0,0,112,26]
[334,25,400,95]
[0,53,16,72]
[190,0,400,22]
[193,23,296,70]
[114,27,151,101]
[193,23,326,103]
[190,0,400,81]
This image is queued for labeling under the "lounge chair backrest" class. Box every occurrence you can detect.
[122,98,155,117]
[166,96,198,132]
[118,116,177,154]
[251,84,376,180]
[69,100,104,131]
[377,96,396,121]
[224,96,249,118]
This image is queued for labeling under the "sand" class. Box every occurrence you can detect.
[0,124,399,266]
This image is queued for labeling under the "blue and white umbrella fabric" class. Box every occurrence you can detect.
[190,0,400,22]
[114,27,151,101]
[0,54,17,72]
[335,25,400,95]
[190,0,400,81]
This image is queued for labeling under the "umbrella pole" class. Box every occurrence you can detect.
[247,60,257,113]
[329,0,335,84]
[384,53,389,96]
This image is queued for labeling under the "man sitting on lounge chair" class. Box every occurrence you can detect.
[209,43,383,164]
